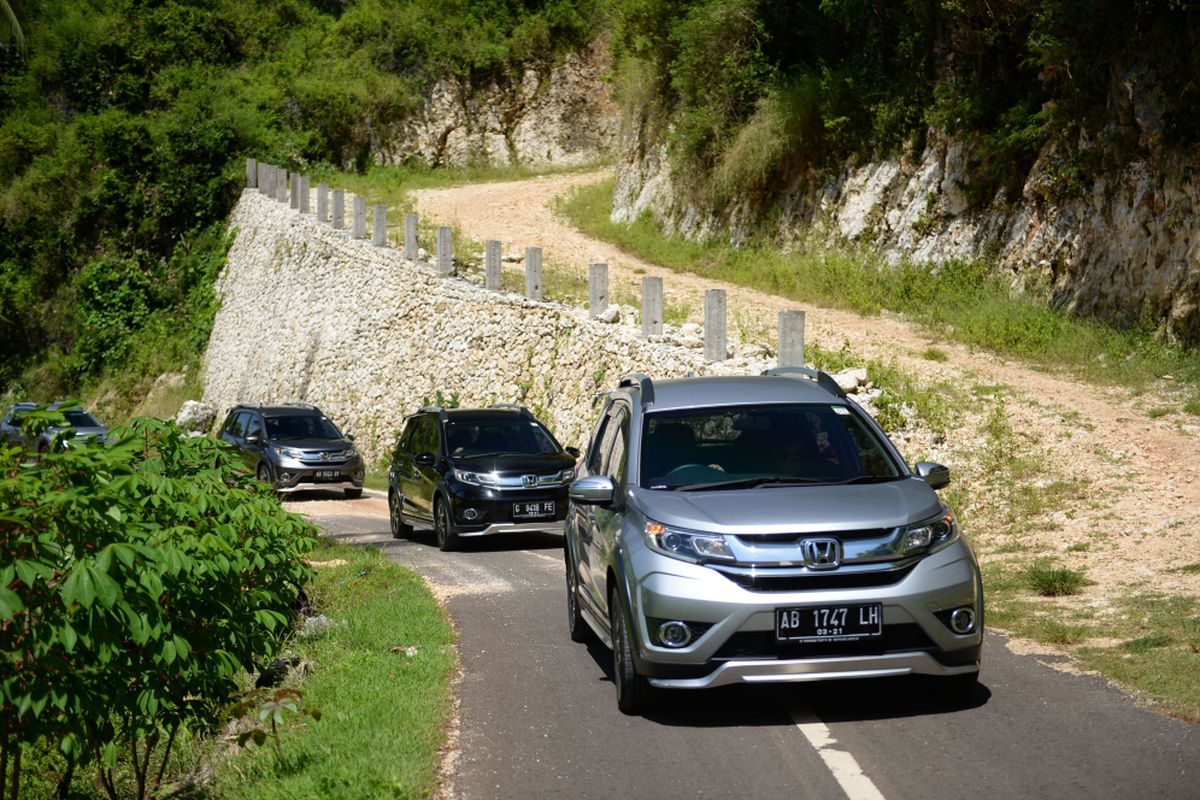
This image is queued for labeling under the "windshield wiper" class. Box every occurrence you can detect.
[830,475,902,485]
[677,476,825,492]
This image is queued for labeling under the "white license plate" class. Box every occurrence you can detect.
[315,470,340,479]
[513,501,555,519]
[775,603,882,642]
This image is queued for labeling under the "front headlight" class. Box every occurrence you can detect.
[343,448,360,460]
[273,445,304,460]
[644,520,735,564]
[454,468,497,487]
[557,468,575,484]
[901,510,959,555]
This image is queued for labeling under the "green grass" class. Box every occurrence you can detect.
[204,540,456,799]
[1023,560,1090,596]
[555,177,1200,402]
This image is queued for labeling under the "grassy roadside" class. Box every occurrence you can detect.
[556,177,1200,410]
[201,539,456,799]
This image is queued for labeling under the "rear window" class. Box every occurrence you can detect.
[640,403,903,489]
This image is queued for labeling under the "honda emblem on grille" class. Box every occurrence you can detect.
[521,474,537,487]
[801,538,841,569]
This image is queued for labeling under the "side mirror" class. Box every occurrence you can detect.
[565,446,581,459]
[415,452,435,467]
[245,434,261,445]
[569,475,615,506]
[346,433,355,442]
[915,461,951,490]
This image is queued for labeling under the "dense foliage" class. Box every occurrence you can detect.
[0,0,602,403]
[0,410,316,798]
[610,0,1200,208]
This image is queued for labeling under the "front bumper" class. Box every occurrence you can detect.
[624,536,983,688]
[447,483,568,535]
[273,461,365,493]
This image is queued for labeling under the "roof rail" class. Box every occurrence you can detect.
[418,405,443,414]
[618,373,655,407]
[282,401,318,409]
[488,402,532,417]
[760,366,848,400]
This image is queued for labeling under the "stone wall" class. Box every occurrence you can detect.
[202,190,777,463]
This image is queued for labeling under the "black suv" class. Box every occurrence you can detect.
[388,404,579,550]
[218,403,364,497]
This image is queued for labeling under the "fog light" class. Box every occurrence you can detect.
[463,508,479,521]
[279,472,293,482]
[657,621,692,648]
[949,607,976,634]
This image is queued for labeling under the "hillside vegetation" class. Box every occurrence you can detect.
[0,0,602,409]
[3,0,1199,408]
[611,0,1200,210]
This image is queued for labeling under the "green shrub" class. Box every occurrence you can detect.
[0,411,316,799]
[1024,560,1089,597]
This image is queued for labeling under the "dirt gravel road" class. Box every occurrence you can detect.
[412,170,1200,663]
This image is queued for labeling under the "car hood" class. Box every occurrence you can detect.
[631,478,944,535]
[48,425,109,438]
[452,452,575,474]
[273,438,355,451]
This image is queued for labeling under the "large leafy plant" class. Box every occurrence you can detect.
[0,411,316,799]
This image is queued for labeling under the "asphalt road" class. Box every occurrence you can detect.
[288,491,1200,800]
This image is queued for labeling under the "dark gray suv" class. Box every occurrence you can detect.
[565,369,983,714]
[218,403,364,497]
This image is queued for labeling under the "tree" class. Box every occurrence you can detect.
[0,0,23,58]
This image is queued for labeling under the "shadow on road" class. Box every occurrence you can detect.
[397,529,565,552]
[584,641,989,726]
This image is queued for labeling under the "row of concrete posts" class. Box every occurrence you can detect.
[246,158,807,367]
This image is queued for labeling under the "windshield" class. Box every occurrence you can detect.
[61,410,102,428]
[640,403,904,490]
[265,414,344,441]
[445,419,561,457]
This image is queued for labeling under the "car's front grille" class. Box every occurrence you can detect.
[713,562,916,592]
[713,624,935,660]
[733,528,893,545]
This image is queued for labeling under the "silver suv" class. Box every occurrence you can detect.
[564,369,983,714]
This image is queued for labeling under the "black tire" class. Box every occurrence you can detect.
[389,491,413,539]
[434,497,459,552]
[256,463,273,486]
[611,588,651,715]
[565,545,593,643]
[344,488,363,499]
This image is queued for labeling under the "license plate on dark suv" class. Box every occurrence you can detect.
[775,603,882,642]
[513,501,555,519]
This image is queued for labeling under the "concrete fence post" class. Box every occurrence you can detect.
[641,276,664,337]
[436,227,454,276]
[289,174,300,209]
[277,170,289,203]
[589,263,608,318]
[485,240,502,290]
[704,289,727,362]
[778,310,806,368]
[298,175,311,213]
[259,163,271,196]
[331,189,345,229]
[404,214,419,260]
[352,196,366,239]
[373,205,388,247]
[316,183,329,223]
[246,158,257,188]
[525,246,544,301]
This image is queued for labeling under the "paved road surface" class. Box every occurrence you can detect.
[288,491,1200,800]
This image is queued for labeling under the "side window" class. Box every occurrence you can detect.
[585,413,611,475]
[396,418,417,456]
[231,412,250,437]
[602,406,630,487]
[244,413,264,439]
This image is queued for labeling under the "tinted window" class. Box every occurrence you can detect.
[445,418,560,457]
[264,413,343,440]
[61,410,101,428]
[602,407,630,486]
[411,416,440,457]
[640,403,902,489]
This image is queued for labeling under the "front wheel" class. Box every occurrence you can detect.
[256,463,273,486]
[434,497,460,552]
[389,491,413,539]
[565,545,593,643]
[611,588,651,715]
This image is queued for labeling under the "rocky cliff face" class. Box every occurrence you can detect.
[378,38,619,169]
[614,112,1200,343]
